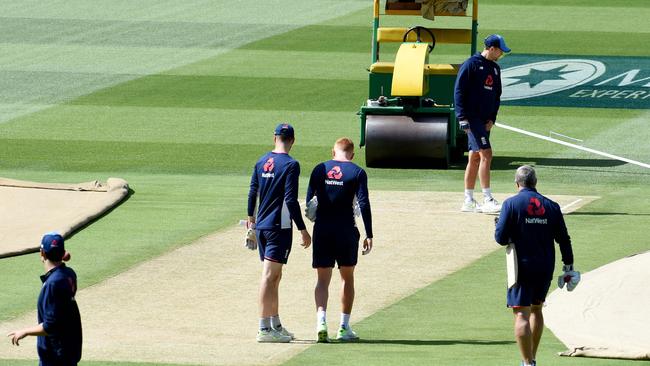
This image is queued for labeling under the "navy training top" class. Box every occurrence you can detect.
[306,160,373,238]
[248,151,306,231]
[495,188,574,283]
[37,264,82,365]
[454,53,502,123]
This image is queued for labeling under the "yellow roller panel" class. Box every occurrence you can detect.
[392,43,428,96]
[370,62,460,75]
[377,27,472,44]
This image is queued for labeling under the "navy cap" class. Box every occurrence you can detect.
[41,232,68,261]
[274,123,294,138]
[484,34,511,53]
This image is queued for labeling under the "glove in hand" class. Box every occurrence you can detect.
[353,196,361,217]
[305,196,318,222]
[245,227,257,250]
[557,264,581,291]
[459,120,470,131]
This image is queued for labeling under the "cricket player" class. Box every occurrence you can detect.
[305,137,373,342]
[495,166,580,366]
[455,34,510,213]
[7,232,82,366]
[247,123,311,343]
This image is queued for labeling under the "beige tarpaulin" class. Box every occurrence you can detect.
[545,251,650,360]
[0,177,129,258]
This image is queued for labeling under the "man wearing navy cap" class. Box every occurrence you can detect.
[7,232,82,366]
[247,123,311,342]
[455,34,511,214]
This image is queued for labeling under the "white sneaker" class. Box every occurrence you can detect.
[276,326,295,340]
[336,326,359,342]
[482,197,501,213]
[317,322,329,343]
[256,328,291,343]
[461,199,482,213]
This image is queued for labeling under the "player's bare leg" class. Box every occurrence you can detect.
[513,307,534,365]
[464,150,480,190]
[478,148,493,189]
[337,266,359,341]
[315,267,333,312]
[259,260,283,318]
[530,304,544,361]
[339,266,355,314]
[315,267,333,342]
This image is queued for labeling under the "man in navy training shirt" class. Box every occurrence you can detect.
[247,123,311,343]
[7,232,82,366]
[455,34,510,213]
[495,166,581,366]
[306,137,373,342]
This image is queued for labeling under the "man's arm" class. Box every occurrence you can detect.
[553,203,574,265]
[494,201,511,245]
[356,169,373,239]
[306,163,322,203]
[454,60,471,122]
[284,161,306,231]
[7,324,47,346]
[247,165,259,221]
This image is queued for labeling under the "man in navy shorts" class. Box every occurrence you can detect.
[247,123,311,343]
[495,166,581,366]
[455,34,511,213]
[305,137,373,342]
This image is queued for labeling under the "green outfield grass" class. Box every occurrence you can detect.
[1,0,649,365]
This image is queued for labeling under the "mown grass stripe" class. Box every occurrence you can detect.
[68,74,367,111]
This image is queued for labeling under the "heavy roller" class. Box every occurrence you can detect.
[358,0,478,168]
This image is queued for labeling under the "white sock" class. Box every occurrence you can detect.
[464,189,474,202]
[340,313,350,329]
[482,188,493,200]
[260,317,271,331]
[317,310,326,325]
[270,315,282,330]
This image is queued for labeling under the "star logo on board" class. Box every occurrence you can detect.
[507,65,575,88]
[501,59,606,101]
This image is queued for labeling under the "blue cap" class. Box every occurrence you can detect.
[274,123,294,138]
[41,232,66,261]
[484,34,510,53]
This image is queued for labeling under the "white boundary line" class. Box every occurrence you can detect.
[496,122,650,169]
[560,198,583,213]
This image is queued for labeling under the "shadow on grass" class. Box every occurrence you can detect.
[568,211,650,216]
[354,339,515,346]
[491,156,626,170]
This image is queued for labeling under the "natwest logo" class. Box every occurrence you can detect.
[261,157,275,178]
[327,166,343,180]
[526,197,546,216]
[263,158,274,172]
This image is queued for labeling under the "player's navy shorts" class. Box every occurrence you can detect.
[256,229,292,264]
[467,120,491,151]
[506,279,551,307]
[312,222,360,268]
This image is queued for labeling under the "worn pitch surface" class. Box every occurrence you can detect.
[0,191,594,365]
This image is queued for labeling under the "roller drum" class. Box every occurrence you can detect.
[365,115,449,168]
